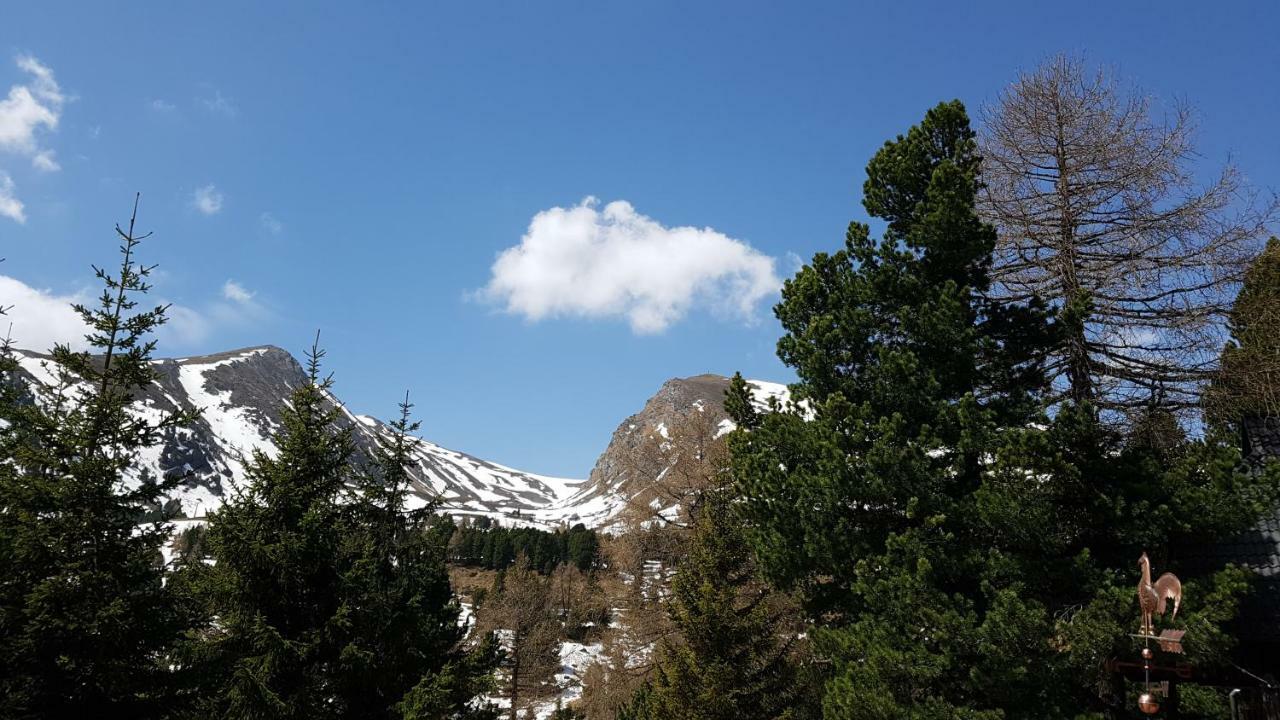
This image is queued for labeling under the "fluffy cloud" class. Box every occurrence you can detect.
[0,274,88,350]
[0,172,23,223]
[192,184,223,215]
[0,274,259,353]
[0,55,64,171]
[222,279,254,303]
[480,198,781,334]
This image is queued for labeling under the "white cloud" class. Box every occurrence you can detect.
[0,274,249,352]
[149,98,176,112]
[221,279,254,303]
[479,197,781,334]
[31,149,58,172]
[0,172,24,223]
[0,275,88,350]
[259,211,282,235]
[191,184,223,215]
[0,55,64,170]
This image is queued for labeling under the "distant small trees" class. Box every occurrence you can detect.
[447,521,599,572]
[980,55,1278,415]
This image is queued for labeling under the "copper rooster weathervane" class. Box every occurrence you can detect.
[1137,552,1182,637]
[1133,552,1186,716]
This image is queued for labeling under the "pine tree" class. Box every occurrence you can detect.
[729,102,1280,718]
[619,490,811,720]
[732,100,1051,614]
[723,372,759,430]
[0,197,197,718]
[1207,237,1280,449]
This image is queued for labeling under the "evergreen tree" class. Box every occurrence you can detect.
[0,197,196,718]
[723,372,759,431]
[334,392,499,719]
[729,103,1279,718]
[1207,237,1280,446]
[619,490,811,720]
[184,347,498,719]
[181,337,357,718]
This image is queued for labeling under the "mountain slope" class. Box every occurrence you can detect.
[10,346,784,529]
[12,346,591,527]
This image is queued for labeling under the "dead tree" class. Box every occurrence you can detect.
[979,55,1277,417]
[480,555,562,720]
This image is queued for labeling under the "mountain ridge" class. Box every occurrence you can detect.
[9,344,784,529]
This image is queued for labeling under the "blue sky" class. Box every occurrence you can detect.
[1,1,1277,477]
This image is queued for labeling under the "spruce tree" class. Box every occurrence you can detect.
[619,490,810,720]
[333,393,499,719]
[0,197,196,718]
[182,337,358,718]
[184,359,499,719]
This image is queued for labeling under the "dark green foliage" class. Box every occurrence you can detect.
[182,349,496,719]
[395,633,501,720]
[0,199,197,719]
[447,521,599,573]
[179,340,360,718]
[729,102,1278,718]
[1208,237,1280,432]
[723,372,760,430]
[620,490,811,720]
[333,394,498,719]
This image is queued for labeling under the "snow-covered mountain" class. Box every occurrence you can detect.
[9,346,784,529]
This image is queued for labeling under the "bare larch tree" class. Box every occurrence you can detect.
[979,55,1276,415]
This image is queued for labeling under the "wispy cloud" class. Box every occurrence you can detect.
[0,55,64,223]
[222,279,255,303]
[0,172,24,223]
[259,211,283,235]
[31,149,58,171]
[0,55,65,171]
[479,197,782,334]
[149,98,176,113]
[191,184,224,215]
[199,89,237,117]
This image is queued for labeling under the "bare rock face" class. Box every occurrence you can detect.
[568,375,732,515]
[561,374,787,527]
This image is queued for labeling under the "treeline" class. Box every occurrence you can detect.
[447,517,599,572]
